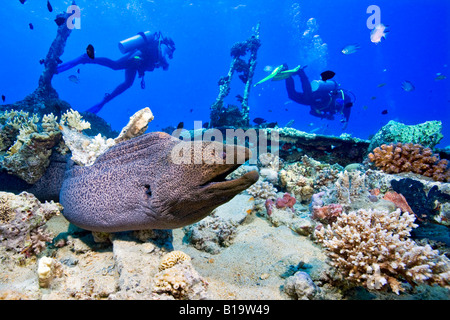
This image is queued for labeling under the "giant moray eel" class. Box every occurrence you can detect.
[60,132,258,232]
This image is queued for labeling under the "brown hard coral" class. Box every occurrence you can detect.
[368,143,450,182]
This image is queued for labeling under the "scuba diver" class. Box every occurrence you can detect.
[284,65,354,129]
[254,64,355,129]
[56,31,176,114]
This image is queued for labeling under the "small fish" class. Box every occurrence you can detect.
[29,23,34,30]
[320,70,336,81]
[401,80,415,92]
[435,73,447,81]
[54,16,66,27]
[370,96,377,100]
[236,94,243,103]
[308,122,314,127]
[246,209,252,214]
[377,83,387,88]
[19,0,26,4]
[266,122,277,128]
[381,109,388,115]
[189,108,193,113]
[253,117,267,125]
[248,197,254,202]
[1,95,5,102]
[362,105,368,110]
[268,109,272,112]
[370,23,389,44]
[341,44,360,55]
[86,44,95,59]
[77,68,80,74]
[39,59,45,65]
[176,122,184,129]
[202,122,209,129]
[68,75,79,83]
[47,1,53,12]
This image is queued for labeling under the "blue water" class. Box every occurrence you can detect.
[1,0,449,146]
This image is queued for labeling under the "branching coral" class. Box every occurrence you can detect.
[315,208,450,294]
[333,170,369,207]
[0,110,61,184]
[368,143,450,182]
[60,109,91,131]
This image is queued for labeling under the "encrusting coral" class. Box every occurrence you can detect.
[59,107,154,167]
[159,251,192,271]
[279,155,342,203]
[247,180,277,200]
[153,253,209,299]
[368,143,450,182]
[0,191,62,256]
[315,208,450,294]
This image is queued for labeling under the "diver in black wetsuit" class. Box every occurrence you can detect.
[56,31,175,114]
[285,66,354,129]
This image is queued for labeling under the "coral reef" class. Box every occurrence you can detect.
[311,203,343,224]
[390,178,450,223]
[315,208,450,294]
[0,191,62,256]
[283,271,318,300]
[60,109,91,131]
[276,193,296,210]
[60,107,156,166]
[367,120,444,152]
[114,107,154,143]
[368,143,449,182]
[183,213,237,254]
[266,126,370,166]
[383,191,415,216]
[152,260,210,299]
[279,155,342,203]
[258,153,282,184]
[0,110,61,184]
[60,124,115,166]
[246,180,277,200]
[37,256,63,288]
[159,251,191,271]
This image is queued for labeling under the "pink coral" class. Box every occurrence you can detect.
[265,199,274,216]
[311,204,343,224]
[275,193,296,209]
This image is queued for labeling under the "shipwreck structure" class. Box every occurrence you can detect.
[209,22,261,128]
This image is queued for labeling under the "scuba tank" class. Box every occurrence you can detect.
[118,31,155,54]
[310,79,339,92]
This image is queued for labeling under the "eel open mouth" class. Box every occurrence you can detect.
[201,168,259,191]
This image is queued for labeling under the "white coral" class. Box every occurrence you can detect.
[315,208,450,294]
[246,180,277,200]
[60,109,90,131]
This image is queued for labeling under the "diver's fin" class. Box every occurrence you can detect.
[320,70,336,81]
[253,65,284,87]
[272,65,303,81]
